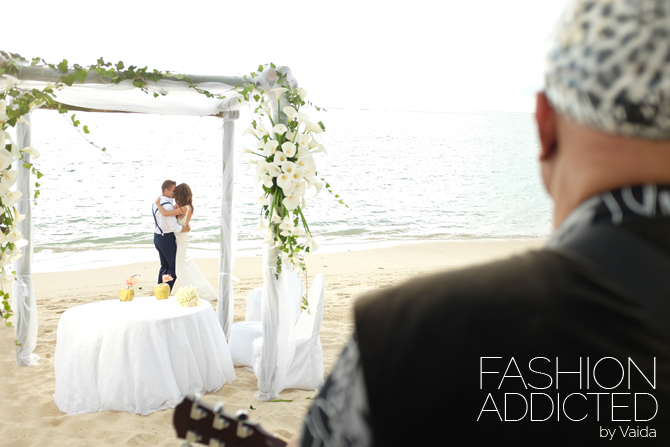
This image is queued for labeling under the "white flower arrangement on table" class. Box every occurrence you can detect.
[176,285,200,308]
[237,63,347,278]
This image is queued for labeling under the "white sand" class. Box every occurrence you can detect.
[0,239,544,446]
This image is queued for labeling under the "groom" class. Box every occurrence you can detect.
[152,180,190,291]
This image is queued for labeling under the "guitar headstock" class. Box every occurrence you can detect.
[173,394,287,447]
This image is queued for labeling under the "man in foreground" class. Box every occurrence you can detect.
[292,0,670,445]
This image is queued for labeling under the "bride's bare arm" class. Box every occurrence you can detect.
[155,198,184,217]
[185,207,192,226]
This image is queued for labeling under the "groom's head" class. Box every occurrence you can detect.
[162,180,177,199]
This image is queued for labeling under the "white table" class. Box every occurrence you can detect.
[53,296,236,415]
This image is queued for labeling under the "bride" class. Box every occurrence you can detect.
[154,183,217,301]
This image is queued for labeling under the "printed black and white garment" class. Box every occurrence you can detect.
[547,184,670,248]
[299,184,670,447]
[299,338,372,447]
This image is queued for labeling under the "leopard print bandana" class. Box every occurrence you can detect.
[545,0,670,139]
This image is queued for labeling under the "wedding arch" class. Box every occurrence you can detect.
[1,52,334,400]
[0,52,269,364]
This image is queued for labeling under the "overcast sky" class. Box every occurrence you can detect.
[4,0,568,113]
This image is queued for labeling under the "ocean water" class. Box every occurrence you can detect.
[25,107,552,258]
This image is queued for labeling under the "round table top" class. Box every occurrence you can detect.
[61,296,212,326]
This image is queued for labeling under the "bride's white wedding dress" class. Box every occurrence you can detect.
[175,206,218,301]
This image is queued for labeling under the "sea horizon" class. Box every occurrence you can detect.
[24,107,553,269]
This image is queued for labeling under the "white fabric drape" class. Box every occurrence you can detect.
[52,82,246,116]
[254,240,294,401]
[12,112,39,366]
[217,111,238,337]
[1,77,246,117]
[254,66,300,400]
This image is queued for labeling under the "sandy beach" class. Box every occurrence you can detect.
[0,239,544,446]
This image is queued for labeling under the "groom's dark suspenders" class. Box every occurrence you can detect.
[153,202,173,236]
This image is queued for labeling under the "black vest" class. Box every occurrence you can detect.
[355,218,670,446]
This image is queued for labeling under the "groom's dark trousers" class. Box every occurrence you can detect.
[154,233,177,290]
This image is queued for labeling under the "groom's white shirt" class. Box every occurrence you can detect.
[153,196,183,234]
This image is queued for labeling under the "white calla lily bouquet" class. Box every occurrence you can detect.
[238,64,345,276]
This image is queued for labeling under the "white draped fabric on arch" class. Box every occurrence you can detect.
[3,56,315,400]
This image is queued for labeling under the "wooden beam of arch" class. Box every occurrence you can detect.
[14,63,249,90]
[38,102,240,119]
[1,53,281,93]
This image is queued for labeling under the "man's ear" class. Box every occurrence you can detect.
[535,92,558,161]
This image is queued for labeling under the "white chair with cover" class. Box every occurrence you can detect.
[229,273,303,368]
[245,287,262,322]
[230,288,262,367]
[229,320,262,367]
[285,273,303,327]
[252,274,325,391]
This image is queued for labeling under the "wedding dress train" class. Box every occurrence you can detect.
[175,206,217,301]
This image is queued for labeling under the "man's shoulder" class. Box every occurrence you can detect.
[355,249,573,322]
[157,198,175,210]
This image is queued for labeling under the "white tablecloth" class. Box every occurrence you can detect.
[54,296,236,415]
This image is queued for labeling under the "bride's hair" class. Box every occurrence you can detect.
[174,183,194,214]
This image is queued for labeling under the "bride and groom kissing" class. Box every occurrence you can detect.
[152,180,217,301]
